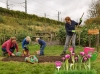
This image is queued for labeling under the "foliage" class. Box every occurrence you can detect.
[80,25,98,47]
[79,26,89,46]
[56,27,66,45]
[88,0,100,18]
[54,50,97,74]
[0,7,64,25]
[54,69,97,74]
[0,15,4,23]
[85,0,100,25]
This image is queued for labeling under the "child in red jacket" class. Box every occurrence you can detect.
[1,37,19,56]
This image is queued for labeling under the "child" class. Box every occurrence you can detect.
[36,38,46,56]
[1,37,19,56]
[22,36,31,56]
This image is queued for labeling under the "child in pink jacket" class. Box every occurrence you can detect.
[1,37,19,56]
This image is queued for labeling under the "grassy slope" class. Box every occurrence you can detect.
[0,44,100,74]
[0,15,62,33]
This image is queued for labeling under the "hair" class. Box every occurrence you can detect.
[26,36,31,42]
[65,16,71,21]
[36,38,40,41]
[10,37,16,41]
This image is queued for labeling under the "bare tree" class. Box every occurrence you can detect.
[88,0,100,18]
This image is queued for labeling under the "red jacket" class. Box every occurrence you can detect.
[2,39,19,55]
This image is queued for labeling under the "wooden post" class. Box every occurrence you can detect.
[50,33,52,43]
[89,35,91,47]
[78,32,81,45]
[96,34,99,52]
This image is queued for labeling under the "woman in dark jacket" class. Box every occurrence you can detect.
[61,16,82,55]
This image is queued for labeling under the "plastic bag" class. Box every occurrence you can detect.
[25,55,38,63]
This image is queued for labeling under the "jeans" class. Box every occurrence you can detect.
[40,44,46,55]
[23,45,29,50]
[63,34,76,52]
[2,46,16,54]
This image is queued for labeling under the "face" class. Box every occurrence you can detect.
[36,39,38,42]
[12,40,16,43]
[66,19,71,24]
[26,39,29,42]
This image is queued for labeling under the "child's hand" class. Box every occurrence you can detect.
[12,53,15,56]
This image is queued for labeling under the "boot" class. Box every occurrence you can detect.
[72,50,75,53]
[60,51,66,56]
[2,52,7,56]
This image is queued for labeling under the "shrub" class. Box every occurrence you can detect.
[56,27,66,45]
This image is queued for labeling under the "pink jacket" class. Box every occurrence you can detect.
[2,39,19,55]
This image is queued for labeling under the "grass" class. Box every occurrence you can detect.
[54,69,97,74]
[0,44,100,74]
[0,15,61,33]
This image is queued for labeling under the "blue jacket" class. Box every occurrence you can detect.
[22,38,29,49]
[38,39,46,47]
[65,20,80,36]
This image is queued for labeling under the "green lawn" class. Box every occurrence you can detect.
[0,44,100,74]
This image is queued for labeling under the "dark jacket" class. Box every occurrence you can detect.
[38,39,46,47]
[65,20,81,36]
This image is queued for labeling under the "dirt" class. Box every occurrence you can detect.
[1,56,73,63]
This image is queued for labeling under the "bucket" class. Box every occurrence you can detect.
[84,47,95,55]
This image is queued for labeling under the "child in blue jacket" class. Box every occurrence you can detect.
[36,38,46,56]
[22,36,31,56]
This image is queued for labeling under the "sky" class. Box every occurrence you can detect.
[0,0,95,23]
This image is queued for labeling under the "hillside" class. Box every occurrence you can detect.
[0,15,62,32]
[0,7,64,43]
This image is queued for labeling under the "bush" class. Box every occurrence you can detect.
[56,27,66,45]
[80,26,97,47]
[15,31,29,42]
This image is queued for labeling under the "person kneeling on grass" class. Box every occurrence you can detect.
[1,37,19,56]
[36,38,46,56]
[22,36,31,56]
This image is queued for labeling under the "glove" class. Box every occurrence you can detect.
[72,30,75,32]
[80,18,82,22]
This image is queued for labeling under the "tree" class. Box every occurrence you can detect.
[88,0,100,18]
[85,0,100,25]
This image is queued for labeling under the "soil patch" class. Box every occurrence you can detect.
[1,56,73,63]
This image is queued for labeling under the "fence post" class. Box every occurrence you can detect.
[96,34,99,52]
[89,35,91,47]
